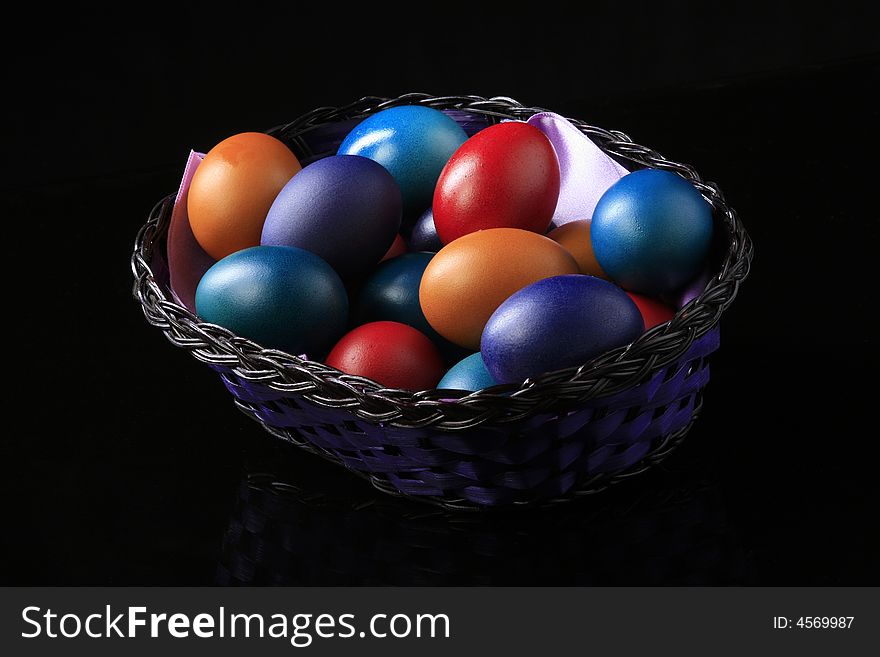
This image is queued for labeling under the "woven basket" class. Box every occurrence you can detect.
[132,93,753,509]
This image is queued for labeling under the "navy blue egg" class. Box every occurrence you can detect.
[591,169,714,295]
[352,252,436,336]
[351,252,467,364]
[195,245,348,357]
[409,207,444,252]
[437,352,499,392]
[481,275,644,384]
[337,106,468,218]
[261,155,401,279]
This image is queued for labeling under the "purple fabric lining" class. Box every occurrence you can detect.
[526,112,629,226]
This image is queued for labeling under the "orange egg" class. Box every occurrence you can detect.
[548,220,608,278]
[419,228,579,349]
[188,132,301,260]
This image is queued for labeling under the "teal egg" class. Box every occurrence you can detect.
[338,106,468,220]
[437,353,498,392]
[195,246,348,357]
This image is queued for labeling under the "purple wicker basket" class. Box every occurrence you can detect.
[131,93,753,510]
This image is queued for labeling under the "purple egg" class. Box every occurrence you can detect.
[261,155,402,279]
[409,207,444,252]
[481,275,644,384]
[662,267,713,309]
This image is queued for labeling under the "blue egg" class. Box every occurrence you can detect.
[351,252,469,365]
[261,155,401,279]
[591,169,714,295]
[437,353,498,392]
[409,207,444,252]
[481,275,644,384]
[338,106,468,219]
[195,246,348,357]
[352,253,434,333]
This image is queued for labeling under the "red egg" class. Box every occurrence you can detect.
[433,122,560,244]
[381,233,407,262]
[324,321,445,391]
[626,292,676,330]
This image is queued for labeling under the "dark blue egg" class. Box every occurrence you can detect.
[195,245,348,357]
[437,353,498,392]
[409,207,444,252]
[591,169,714,295]
[352,252,436,337]
[337,106,468,219]
[481,275,644,383]
[261,155,401,279]
[351,252,467,364]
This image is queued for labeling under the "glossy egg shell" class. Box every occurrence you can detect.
[352,253,468,364]
[188,132,301,260]
[337,106,468,219]
[261,155,401,279]
[408,207,443,253]
[626,292,676,330]
[195,246,348,357]
[419,228,579,350]
[437,352,498,392]
[433,122,560,244]
[548,219,608,278]
[481,275,644,384]
[662,268,712,309]
[325,321,445,391]
[591,169,714,295]
[352,253,437,338]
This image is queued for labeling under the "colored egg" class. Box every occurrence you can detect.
[548,220,608,278]
[437,353,498,392]
[662,267,713,309]
[408,207,443,252]
[481,275,644,384]
[188,132,301,260]
[352,252,436,337]
[381,233,407,262]
[195,246,348,357]
[351,253,469,362]
[337,106,468,219]
[419,228,579,350]
[325,321,445,391]
[591,169,714,295]
[627,292,676,330]
[261,155,401,279]
[433,122,560,244]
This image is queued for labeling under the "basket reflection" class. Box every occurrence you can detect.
[217,448,748,585]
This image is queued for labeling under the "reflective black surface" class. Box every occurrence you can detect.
[4,54,878,585]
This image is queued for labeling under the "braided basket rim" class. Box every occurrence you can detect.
[131,93,753,432]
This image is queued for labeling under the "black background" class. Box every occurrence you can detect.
[3,4,879,585]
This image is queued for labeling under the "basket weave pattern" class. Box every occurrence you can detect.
[132,94,753,508]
